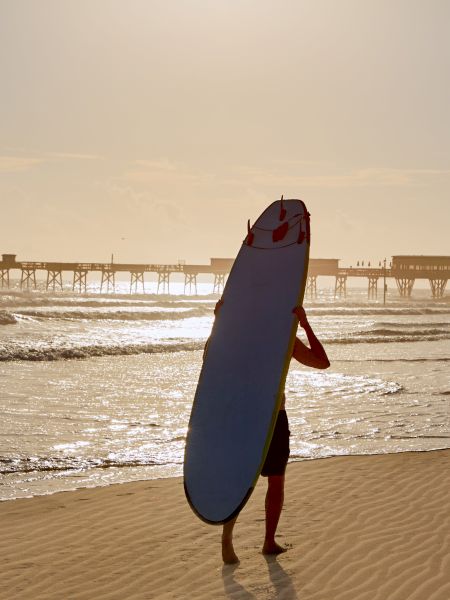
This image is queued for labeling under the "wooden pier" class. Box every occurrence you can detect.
[0,254,448,298]
[0,255,232,295]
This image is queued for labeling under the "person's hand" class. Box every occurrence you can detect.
[293,305,308,328]
[214,298,224,316]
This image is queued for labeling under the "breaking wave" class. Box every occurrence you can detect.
[11,307,211,321]
[0,455,172,475]
[307,307,450,316]
[0,310,17,325]
[1,297,214,309]
[327,331,450,344]
[0,340,205,362]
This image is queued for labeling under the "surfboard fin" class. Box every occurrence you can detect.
[297,211,311,244]
[279,195,287,221]
[246,219,255,246]
[305,210,311,244]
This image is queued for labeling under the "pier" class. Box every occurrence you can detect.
[0,254,449,298]
[307,256,450,299]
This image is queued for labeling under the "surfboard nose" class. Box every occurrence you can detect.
[244,199,309,250]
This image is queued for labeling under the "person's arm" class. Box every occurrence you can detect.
[292,306,330,369]
[203,337,209,361]
[203,299,224,360]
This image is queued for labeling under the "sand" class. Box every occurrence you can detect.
[1,450,449,600]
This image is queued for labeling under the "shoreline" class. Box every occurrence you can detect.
[2,445,450,504]
[1,449,449,599]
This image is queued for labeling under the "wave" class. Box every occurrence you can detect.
[12,307,211,322]
[7,305,450,324]
[0,290,220,304]
[5,304,449,317]
[308,307,450,316]
[2,328,448,362]
[324,326,450,344]
[0,455,172,475]
[1,298,214,309]
[327,333,450,344]
[379,384,404,395]
[388,434,450,440]
[0,310,17,325]
[377,321,450,328]
[360,328,449,337]
[0,340,205,362]
[2,291,448,313]
[337,357,450,363]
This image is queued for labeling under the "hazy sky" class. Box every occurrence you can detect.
[1,0,449,266]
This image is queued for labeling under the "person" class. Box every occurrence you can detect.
[221,305,330,564]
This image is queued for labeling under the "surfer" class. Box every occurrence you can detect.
[222,305,330,564]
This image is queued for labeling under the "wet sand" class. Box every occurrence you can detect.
[1,450,449,600]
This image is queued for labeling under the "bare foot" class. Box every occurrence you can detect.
[222,539,239,565]
[262,541,288,555]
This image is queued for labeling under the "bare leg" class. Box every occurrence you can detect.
[262,474,287,555]
[222,516,239,564]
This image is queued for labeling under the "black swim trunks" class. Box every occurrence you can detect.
[261,409,290,477]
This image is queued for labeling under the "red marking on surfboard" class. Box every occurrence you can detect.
[273,221,289,242]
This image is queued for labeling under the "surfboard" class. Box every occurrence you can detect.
[184,198,310,524]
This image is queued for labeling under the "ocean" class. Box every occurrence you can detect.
[1,281,449,501]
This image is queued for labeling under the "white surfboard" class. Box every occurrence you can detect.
[184,198,310,524]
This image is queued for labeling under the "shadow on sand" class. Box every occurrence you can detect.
[264,554,298,599]
[222,555,298,599]
[222,563,258,600]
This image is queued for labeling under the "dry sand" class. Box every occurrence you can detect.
[1,450,449,600]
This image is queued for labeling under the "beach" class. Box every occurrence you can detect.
[2,0,449,597]
[1,449,449,600]
[1,286,449,598]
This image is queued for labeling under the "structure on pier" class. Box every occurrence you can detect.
[391,256,450,298]
[304,259,340,298]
